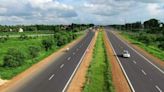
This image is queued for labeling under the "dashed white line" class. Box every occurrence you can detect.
[133,60,137,64]
[67,57,71,60]
[155,85,162,92]
[141,69,147,75]
[60,64,64,68]
[49,74,55,80]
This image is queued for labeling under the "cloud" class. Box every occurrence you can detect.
[146,3,163,16]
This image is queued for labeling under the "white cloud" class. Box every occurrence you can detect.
[146,3,163,16]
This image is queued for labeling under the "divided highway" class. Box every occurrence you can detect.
[105,28,164,92]
[8,30,95,92]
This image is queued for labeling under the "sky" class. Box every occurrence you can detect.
[0,0,164,25]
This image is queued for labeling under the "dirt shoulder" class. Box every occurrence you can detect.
[112,30,164,68]
[67,30,98,92]
[0,35,85,92]
[103,31,131,92]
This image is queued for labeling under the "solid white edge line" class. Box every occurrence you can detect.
[49,74,55,80]
[105,30,135,92]
[62,31,94,92]
[141,69,147,75]
[155,85,162,92]
[112,31,164,74]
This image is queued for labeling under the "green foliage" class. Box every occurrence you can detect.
[19,34,28,40]
[28,45,40,58]
[158,41,164,50]
[83,31,114,92]
[42,39,53,51]
[3,48,25,67]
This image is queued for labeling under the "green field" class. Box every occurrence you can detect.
[0,31,85,79]
[120,32,164,61]
[0,31,53,36]
[83,31,114,92]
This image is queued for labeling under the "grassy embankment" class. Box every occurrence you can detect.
[0,32,85,79]
[83,30,114,92]
[120,31,164,61]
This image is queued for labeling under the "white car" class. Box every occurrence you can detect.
[123,50,130,58]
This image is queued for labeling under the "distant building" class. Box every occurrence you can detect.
[18,28,23,32]
[9,29,13,32]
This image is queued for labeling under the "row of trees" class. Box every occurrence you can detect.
[0,24,94,32]
[2,24,93,67]
[110,18,164,50]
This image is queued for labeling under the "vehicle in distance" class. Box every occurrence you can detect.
[66,47,70,52]
[122,50,130,58]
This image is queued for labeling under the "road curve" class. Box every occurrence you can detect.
[6,30,95,92]
[105,27,164,92]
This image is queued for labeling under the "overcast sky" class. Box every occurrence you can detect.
[0,0,164,25]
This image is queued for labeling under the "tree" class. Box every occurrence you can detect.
[3,48,25,67]
[28,46,40,58]
[42,39,53,51]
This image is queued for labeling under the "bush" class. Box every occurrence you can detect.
[42,39,53,51]
[28,46,40,58]
[3,48,25,67]
[19,34,28,40]
[158,41,164,50]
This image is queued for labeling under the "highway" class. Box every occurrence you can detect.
[105,27,164,92]
[9,30,95,92]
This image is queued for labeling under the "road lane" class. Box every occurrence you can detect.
[9,30,94,92]
[105,28,164,92]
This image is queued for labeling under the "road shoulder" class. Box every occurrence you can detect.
[103,30,131,92]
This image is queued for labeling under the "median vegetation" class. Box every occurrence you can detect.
[83,29,114,92]
[0,24,93,79]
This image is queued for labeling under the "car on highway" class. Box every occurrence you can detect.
[122,50,130,58]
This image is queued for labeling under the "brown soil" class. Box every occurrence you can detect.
[103,31,131,92]
[0,35,85,92]
[67,30,98,92]
[112,30,164,68]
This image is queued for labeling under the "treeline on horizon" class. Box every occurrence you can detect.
[0,23,94,32]
[110,18,164,50]
[110,18,164,34]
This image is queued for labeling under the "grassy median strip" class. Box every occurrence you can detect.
[83,30,114,92]
[120,32,164,61]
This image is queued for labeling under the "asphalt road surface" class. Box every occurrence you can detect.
[105,27,164,92]
[9,30,95,92]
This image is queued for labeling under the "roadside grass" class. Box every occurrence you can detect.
[120,32,164,61]
[83,30,114,92]
[0,32,85,79]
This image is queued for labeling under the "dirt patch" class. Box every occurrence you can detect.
[0,35,85,92]
[103,31,131,92]
[67,30,98,92]
[112,30,164,68]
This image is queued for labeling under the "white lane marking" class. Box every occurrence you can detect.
[155,85,162,92]
[73,52,75,55]
[62,31,94,92]
[112,31,164,74]
[133,60,137,64]
[105,31,135,92]
[49,74,55,80]
[60,64,64,68]
[141,69,147,75]
[67,57,71,60]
